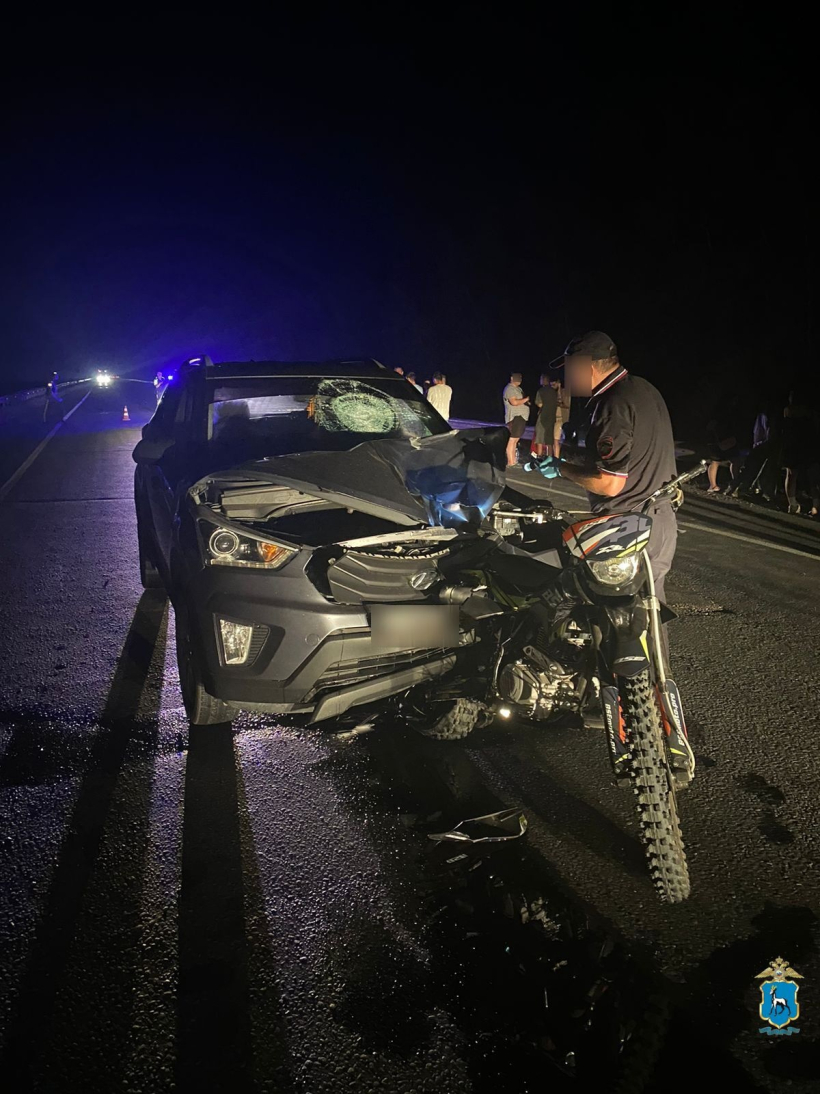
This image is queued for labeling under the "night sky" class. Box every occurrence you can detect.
[1,6,814,433]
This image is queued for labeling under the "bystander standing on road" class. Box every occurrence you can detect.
[782,390,817,515]
[427,372,452,419]
[405,371,423,393]
[502,372,530,466]
[42,372,63,423]
[531,373,559,458]
[554,376,570,457]
[705,394,746,494]
[393,366,404,376]
[735,399,776,499]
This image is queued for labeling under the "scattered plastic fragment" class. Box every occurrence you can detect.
[427,807,527,844]
[333,721,376,740]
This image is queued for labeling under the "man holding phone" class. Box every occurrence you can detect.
[503,371,530,467]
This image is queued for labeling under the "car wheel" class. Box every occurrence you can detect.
[135,496,164,591]
[174,602,234,726]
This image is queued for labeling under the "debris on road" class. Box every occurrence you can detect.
[427,807,527,844]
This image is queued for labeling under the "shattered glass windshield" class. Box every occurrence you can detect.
[207,376,449,458]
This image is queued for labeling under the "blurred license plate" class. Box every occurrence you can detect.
[370,604,459,651]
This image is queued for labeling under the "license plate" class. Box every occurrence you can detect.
[370,604,459,651]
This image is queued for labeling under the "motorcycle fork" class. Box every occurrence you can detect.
[641,555,694,766]
[600,683,631,785]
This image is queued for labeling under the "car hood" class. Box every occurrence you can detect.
[198,427,509,528]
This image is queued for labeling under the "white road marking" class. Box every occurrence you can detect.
[676,519,820,562]
[0,390,92,501]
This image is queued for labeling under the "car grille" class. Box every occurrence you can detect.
[326,550,443,604]
[304,647,450,700]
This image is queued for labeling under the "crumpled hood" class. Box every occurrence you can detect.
[203,427,509,528]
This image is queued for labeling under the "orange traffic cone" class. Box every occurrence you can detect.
[122,406,130,421]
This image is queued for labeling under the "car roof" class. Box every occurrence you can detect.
[203,359,394,381]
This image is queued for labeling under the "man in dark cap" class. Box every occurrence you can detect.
[527,331,678,606]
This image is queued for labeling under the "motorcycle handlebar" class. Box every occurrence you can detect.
[636,460,708,512]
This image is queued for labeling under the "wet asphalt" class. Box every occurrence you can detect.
[0,383,819,1093]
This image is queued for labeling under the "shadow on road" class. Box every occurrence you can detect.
[176,725,293,1094]
[2,594,293,1094]
[0,591,168,1092]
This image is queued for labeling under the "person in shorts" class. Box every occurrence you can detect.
[503,372,530,466]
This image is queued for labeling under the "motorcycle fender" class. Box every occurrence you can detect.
[610,634,649,677]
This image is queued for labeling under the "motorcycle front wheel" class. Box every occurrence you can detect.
[619,670,690,903]
[408,697,489,741]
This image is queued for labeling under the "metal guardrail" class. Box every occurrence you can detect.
[0,379,88,409]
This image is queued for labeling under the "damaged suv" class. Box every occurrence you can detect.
[133,357,505,727]
[134,356,701,900]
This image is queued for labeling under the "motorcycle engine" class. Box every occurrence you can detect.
[498,649,578,721]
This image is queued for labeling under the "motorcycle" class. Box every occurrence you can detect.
[403,460,708,904]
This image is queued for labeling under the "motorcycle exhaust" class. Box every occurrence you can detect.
[437,584,475,604]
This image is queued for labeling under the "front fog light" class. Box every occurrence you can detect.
[219,619,254,665]
[588,554,641,587]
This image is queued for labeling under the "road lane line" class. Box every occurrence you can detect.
[676,519,820,562]
[0,390,92,502]
[510,477,820,562]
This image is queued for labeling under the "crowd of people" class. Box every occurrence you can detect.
[397,357,818,520]
[393,365,453,420]
[393,363,575,470]
[501,369,572,468]
[705,390,820,517]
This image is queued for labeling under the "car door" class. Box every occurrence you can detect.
[156,368,213,565]
[144,382,188,568]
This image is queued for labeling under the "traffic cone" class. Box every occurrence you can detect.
[122,406,130,421]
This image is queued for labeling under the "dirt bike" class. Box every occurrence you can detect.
[405,460,708,904]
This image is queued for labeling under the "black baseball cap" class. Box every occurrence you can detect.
[563,330,618,360]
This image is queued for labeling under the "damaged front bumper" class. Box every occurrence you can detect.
[188,564,474,722]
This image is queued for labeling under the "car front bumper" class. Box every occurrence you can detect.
[187,563,467,721]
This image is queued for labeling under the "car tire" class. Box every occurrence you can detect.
[412,698,487,741]
[174,602,234,726]
[135,494,164,591]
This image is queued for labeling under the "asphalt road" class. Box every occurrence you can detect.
[1,384,819,1093]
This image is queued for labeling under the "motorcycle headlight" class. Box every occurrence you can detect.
[199,520,297,570]
[588,554,641,587]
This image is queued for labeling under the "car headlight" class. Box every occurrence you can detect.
[588,554,641,586]
[199,521,297,570]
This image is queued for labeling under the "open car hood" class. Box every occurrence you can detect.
[198,427,509,528]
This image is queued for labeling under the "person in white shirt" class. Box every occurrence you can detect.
[406,371,423,394]
[427,372,452,419]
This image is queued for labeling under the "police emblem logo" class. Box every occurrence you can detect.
[755,956,803,1036]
